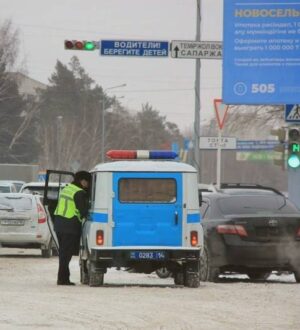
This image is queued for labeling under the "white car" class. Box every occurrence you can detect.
[0,181,18,193]
[20,181,65,199]
[0,193,54,257]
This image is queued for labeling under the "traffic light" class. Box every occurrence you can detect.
[288,128,300,168]
[271,128,286,169]
[64,40,98,51]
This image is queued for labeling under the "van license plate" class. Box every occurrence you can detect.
[130,251,165,260]
[0,219,25,226]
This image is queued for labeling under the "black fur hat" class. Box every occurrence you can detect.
[74,171,91,183]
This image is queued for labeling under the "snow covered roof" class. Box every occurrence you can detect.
[91,161,197,173]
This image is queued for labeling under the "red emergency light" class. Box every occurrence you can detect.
[106,150,178,160]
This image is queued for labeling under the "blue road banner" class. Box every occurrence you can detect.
[237,140,283,151]
[100,40,169,57]
[223,0,300,104]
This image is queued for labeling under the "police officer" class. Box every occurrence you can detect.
[54,171,91,286]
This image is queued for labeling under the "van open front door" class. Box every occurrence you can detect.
[112,172,183,247]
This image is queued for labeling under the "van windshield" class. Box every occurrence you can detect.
[119,178,176,203]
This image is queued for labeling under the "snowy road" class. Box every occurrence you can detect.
[0,248,299,330]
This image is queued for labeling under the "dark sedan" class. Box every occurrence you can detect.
[199,190,300,282]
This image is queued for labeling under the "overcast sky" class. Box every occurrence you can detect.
[0,0,223,131]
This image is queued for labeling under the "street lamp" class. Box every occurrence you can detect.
[101,84,126,162]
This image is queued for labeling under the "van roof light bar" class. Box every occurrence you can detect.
[106,150,178,160]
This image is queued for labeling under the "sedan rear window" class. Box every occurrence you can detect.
[217,196,299,215]
[0,186,11,193]
[0,196,32,211]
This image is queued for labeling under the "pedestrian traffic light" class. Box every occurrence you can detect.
[271,128,286,169]
[288,128,300,169]
[64,40,98,51]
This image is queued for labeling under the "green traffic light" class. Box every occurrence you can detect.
[292,143,300,152]
[84,41,96,51]
[288,154,300,168]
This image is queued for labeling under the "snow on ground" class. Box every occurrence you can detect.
[0,248,299,330]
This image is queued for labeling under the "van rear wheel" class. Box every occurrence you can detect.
[88,262,104,287]
[184,262,200,288]
[80,259,89,285]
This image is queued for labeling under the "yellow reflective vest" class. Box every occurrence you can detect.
[54,183,83,222]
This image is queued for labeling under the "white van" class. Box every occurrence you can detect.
[44,150,203,287]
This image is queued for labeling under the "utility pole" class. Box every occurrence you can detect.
[194,0,201,181]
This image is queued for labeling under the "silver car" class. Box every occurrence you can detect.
[0,193,54,257]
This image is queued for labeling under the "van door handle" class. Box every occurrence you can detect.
[174,211,178,225]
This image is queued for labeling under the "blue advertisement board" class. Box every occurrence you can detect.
[100,40,169,57]
[223,0,300,104]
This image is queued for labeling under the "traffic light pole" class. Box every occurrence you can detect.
[288,168,300,209]
[193,0,201,182]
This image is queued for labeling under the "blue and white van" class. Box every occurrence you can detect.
[45,150,203,287]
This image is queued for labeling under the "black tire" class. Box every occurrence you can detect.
[156,267,172,279]
[184,262,200,288]
[185,271,200,288]
[208,267,220,282]
[41,240,52,258]
[199,247,219,282]
[88,262,104,287]
[247,271,271,281]
[51,239,59,257]
[174,272,185,285]
[80,259,89,285]
[294,270,300,283]
[199,248,209,281]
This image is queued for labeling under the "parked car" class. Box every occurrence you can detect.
[199,185,300,283]
[0,181,18,193]
[20,181,65,198]
[0,180,25,193]
[0,193,54,257]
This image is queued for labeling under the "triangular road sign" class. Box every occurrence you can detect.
[214,99,229,130]
[286,104,300,121]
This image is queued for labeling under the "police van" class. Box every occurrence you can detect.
[44,150,203,288]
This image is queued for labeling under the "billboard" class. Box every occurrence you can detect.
[223,0,300,104]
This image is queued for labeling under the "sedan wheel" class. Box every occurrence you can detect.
[199,248,209,281]
[294,270,300,283]
[41,239,53,258]
[247,271,271,281]
[199,247,219,282]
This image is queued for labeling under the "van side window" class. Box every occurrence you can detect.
[119,178,176,203]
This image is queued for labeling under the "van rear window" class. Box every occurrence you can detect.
[119,178,176,203]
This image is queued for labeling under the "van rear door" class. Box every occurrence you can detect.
[112,172,182,246]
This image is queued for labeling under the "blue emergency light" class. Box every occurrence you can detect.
[106,150,178,160]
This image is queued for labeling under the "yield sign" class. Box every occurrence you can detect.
[214,99,229,130]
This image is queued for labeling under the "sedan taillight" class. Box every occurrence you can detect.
[217,224,248,237]
[37,203,47,224]
[296,227,300,238]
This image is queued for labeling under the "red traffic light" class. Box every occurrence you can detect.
[64,40,74,49]
[75,41,84,49]
[64,40,97,51]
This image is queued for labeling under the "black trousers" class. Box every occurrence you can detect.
[56,232,79,283]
